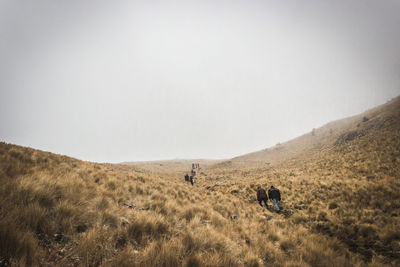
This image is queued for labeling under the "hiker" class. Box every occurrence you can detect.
[184,173,189,182]
[257,186,268,209]
[268,186,281,212]
[190,175,194,186]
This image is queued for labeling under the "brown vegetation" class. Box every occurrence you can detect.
[0,97,399,266]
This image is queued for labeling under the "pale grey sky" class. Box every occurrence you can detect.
[1,0,399,162]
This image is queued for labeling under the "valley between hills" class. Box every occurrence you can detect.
[1,96,399,266]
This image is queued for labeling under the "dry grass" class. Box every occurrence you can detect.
[0,97,399,266]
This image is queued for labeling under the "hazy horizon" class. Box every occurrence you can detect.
[1,0,400,163]
[2,96,398,164]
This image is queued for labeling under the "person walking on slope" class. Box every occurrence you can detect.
[184,173,189,182]
[257,186,268,209]
[190,175,194,186]
[268,186,281,212]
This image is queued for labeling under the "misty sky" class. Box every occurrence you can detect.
[1,0,399,163]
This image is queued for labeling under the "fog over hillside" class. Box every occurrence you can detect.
[1,0,399,162]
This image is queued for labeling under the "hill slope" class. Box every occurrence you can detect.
[0,142,366,267]
[0,96,399,266]
[205,96,400,264]
[230,96,400,167]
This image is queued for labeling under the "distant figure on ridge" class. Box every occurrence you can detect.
[184,173,189,182]
[257,186,268,209]
[268,186,281,212]
[190,175,194,186]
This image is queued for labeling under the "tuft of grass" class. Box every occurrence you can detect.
[0,219,39,266]
[126,213,169,245]
[279,239,296,252]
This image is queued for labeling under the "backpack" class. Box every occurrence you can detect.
[257,188,267,200]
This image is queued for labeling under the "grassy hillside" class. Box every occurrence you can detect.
[207,96,400,264]
[231,96,400,166]
[0,97,399,266]
[0,142,363,267]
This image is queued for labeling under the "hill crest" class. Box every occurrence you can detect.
[228,96,400,166]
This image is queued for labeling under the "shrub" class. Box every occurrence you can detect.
[107,181,117,191]
[97,197,109,210]
[280,239,296,252]
[268,233,280,242]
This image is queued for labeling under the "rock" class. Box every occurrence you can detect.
[205,186,211,190]
[71,256,81,264]
[335,130,365,146]
[54,233,63,242]
[202,220,211,225]
[231,214,239,220]
[123,202,135,208]
[294,204,307,210]
[248,197,256,203]
[282,210,293,218]
[231,190,239,194]
[0,258,10,266]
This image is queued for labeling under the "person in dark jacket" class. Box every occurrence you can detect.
[190,175,194,186]
[268,186,281,212]
[256,186,268,209]
[184,173,189,182]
